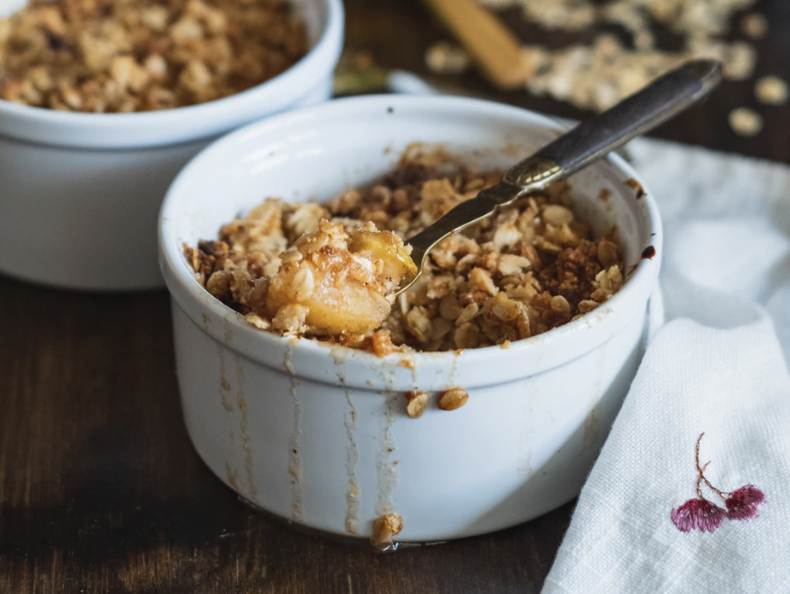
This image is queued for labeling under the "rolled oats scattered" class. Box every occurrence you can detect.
[404,391,429,419]
[454,322,482,350]
[597,238,620,268]
[438,387,469,411]
[551,295,571,315]
[537,237,562,256]
[406,306,433,343]
[490,293,521,322]
[455,303,480,327]
[425,41,470,75]
[371,513,403,547]
[271,303,309,334]
[0,0,307,112]
[719,42,756,82]
[578,300,599,315]
[460,0,761,113]
[740,13,768,39]
[363,330,398,357]
[497,254,531,276]
[279,249,303,263]
[754,76,789,106]
[591,266,624,302]
[542,204,574,227]
[245,313,271,331]
[468,267,498,296]
[728,107,763,136]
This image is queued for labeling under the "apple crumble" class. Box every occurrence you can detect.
[186,159,624,353]
[0,0,306,112]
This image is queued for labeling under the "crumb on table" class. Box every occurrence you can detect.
[729,106,763,136]
[371,513,403,547]
[437,387,469,411]
[740,12,768,39]
[755,76,789,106]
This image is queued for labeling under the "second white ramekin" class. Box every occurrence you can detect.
[0,0,343,291]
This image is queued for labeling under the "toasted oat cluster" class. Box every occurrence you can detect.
[0,0,306,112]
[186,159,624,353]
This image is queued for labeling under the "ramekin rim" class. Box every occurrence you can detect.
[159,94,663,366]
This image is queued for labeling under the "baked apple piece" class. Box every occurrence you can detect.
[266,220,416,335]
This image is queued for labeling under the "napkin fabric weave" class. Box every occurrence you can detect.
[543,140,790,593]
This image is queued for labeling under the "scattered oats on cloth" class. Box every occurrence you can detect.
[542,140,790,593]
[755,75,789,105]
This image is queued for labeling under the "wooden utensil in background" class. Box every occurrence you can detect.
[422,0,533,90]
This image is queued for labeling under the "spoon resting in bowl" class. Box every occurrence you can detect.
[386,59,722,298]
[258,59,721,339]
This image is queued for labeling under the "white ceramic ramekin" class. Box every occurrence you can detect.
[159,96,662,542]
[0,0,343,291]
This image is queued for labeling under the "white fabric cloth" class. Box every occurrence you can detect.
[0,0,27,19]
[543,140,790,593]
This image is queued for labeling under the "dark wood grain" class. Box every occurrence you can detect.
[0,275,571,593]
[1,1,789,592]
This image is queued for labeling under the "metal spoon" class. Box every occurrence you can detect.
[393,59,723,297]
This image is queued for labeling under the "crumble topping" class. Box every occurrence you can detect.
[0,0,306,112]
[186,157,625,354]
[371,512,403,547]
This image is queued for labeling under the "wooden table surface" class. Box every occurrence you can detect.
[1,1,788,593]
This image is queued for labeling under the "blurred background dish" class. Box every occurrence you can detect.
[0,0,343,291]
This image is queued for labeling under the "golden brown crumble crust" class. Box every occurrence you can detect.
[0,0,306,112]
[186,160,624,354]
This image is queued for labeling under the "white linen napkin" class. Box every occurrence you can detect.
[542,141,790,593]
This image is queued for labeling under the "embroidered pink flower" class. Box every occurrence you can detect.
[726,484,765,520]
[671,499,727,533]
[671,433,765,533]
